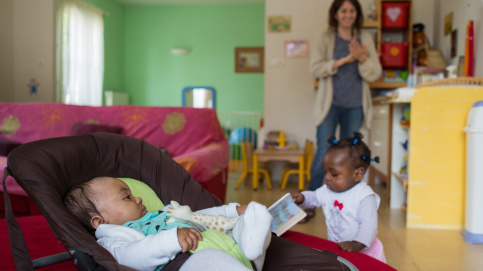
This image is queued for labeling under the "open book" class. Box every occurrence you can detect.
[268,193,307,236]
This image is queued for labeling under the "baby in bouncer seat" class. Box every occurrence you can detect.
[64,176,272,271]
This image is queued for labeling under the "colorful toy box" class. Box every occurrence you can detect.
[382,2,410,28]
[381,42,409,68]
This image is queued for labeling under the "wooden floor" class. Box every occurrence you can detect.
[225,172,483,271]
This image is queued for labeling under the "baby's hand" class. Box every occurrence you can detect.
[290,192,304,205]
[236,204,247,215]
[338,241,365,253]
[177,227,202,252]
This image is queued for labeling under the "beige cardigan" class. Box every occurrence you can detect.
[310,29,382,129]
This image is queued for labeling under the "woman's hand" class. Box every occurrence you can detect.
[177,227,202,252]
[290,192,305,205]
[236,204,247,215]
[333,54,356,70]
[349,39,368,63]
[338,240,365,253]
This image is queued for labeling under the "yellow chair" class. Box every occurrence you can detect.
[280,140,314,190]
[235,141,272,190]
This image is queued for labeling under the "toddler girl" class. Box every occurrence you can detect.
[291,132,386,262]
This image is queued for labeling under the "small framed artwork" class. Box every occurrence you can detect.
[451,30,457,58]
[235,47,264,73]
[268,15,291,33]
[444,12,453,35]
[285,40,308,58]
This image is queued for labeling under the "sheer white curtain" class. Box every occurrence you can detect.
[57,0,104,106]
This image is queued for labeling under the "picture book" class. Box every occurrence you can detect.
[268,193,307,236]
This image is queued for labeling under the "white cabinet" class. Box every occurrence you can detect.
[370,104,389,178]
[369,101,410,208]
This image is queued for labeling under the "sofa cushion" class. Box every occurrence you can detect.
[0,137,22,156]
[70,122,123,136]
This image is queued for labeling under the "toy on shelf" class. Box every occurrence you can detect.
[264,130,288,150]
[228,127,258,160]
[400,140,408,151]
[399,155,408,180]
[400,106,410,127]
[381,69,408,83]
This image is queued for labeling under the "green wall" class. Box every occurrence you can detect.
[123,4,265,113]
[83,0,125,98]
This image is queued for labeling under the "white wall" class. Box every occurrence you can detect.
[413,0,435,45]
[0,0,55,103]
[434,0,482,76]
[0,0,15,102]
[13,0,56,102]
[264,0,331,147]
[264,0,437,147]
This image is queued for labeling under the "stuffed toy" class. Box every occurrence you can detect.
[167,200,273,271]
[166,201,239,234]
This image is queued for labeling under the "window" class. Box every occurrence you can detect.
[56,0,104,106]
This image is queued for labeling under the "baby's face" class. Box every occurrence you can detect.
[323,149,358,193]
[91,177,148,225]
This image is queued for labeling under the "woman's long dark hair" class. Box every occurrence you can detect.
[328,0,364,33]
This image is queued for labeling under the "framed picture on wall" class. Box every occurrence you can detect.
[268,15,291,33]
[235,47,264,73]
[285,40,308,58]
[444,12,453,35]
[451,30,457,58]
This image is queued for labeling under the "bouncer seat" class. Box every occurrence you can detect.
[3,133,356,271]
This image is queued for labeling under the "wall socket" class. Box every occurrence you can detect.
[270,58,285,66]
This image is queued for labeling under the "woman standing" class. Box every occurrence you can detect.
[304,0,382,222]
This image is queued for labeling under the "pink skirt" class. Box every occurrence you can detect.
[360,237,386,263]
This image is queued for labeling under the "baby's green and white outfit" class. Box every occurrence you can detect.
[96,202,271,271]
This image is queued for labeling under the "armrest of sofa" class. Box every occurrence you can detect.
[0,137,22,156]
[173,142,229,183]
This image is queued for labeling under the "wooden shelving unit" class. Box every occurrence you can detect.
[368,1,413,205]
[364,0,412,89]
[363,20,379,28]
[369,81,407,89]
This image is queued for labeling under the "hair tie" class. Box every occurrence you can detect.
[371,156,380,163]
[327,136,338,145]
[353,138,359,145]
[353,131,363,140]
[362,155,366,160]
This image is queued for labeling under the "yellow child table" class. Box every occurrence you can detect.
[252,149,305,190]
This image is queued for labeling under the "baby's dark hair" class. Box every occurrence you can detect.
[326,132,379,170]
[63,178,103,234]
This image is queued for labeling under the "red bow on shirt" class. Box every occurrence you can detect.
[334,200,343,211]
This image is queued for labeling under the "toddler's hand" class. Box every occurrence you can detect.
[177,227,202,252]
[290,192,304,205]
[236,204,247,215]
[338,240,365,253]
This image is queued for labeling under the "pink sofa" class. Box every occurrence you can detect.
[0,103,229,215]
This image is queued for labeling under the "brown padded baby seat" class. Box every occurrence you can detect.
[3,133,349,271]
